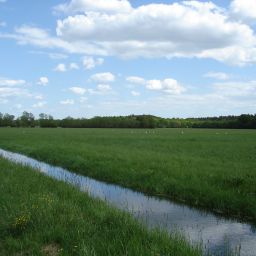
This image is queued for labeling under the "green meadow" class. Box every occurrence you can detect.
[0,157,201,256]
[0,128,255,222]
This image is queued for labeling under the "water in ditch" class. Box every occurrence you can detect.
[0,148,255,255]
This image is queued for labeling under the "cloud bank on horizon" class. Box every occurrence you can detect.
[0,0,255,118]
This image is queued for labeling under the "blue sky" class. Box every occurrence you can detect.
[0,0,256,118]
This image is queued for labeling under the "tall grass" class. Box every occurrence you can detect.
[0,128,255,222]
[0,157,202,256]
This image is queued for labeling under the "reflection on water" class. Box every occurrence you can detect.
[0,148,255,256]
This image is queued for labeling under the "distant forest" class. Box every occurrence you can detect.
[0,112,256,129]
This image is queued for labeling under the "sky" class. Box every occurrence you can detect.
[0,0,256,118]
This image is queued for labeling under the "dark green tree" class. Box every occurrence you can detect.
[20,111,35,127]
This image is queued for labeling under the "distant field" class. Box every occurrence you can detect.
[0,128,255,221]
[0,157,200,256]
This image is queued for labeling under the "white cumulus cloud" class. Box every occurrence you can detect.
[2,1,256,65]
[54,1,256,65]
[146,79,185,95]
[230,0,256,22]
[54,0,132,14]
[128,76,185,95]
[146,80,162,91]
[55,62,80,71]
[60,99,75,105]
[91,72,115,83]
[54,63,67,72]
[37,77,49,86]
[83,56,104,70]
[69,86,86,95]
[97,84,111,91]
[87,84,113,95]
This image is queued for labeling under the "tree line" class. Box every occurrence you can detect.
[0,111,256,129]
